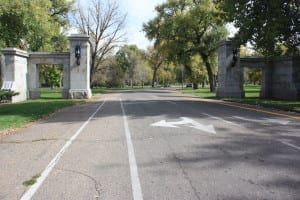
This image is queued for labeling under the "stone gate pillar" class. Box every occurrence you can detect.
[216,39,245,98]
[68,34,91,99]
[1,48,29,102]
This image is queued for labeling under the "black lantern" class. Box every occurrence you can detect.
[231,48,238,67]
[75,45,81,66]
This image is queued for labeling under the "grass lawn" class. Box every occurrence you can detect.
[180,85,300,113]
[0,88,81,131]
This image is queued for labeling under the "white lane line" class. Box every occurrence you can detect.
[280,141,300,151]
[120,99,143,200]
[20,100,106,200]
[202,113,240,126]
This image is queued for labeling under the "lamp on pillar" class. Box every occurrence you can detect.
[231,48,239,67]
[68,34,91,99]
[75,45,81,66]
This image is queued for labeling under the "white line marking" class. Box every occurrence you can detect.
[202,113,238,125]
[280,141,300,151]
[151,117,216,134]
[234,116,290,125]
[20,100,106,200]
[120,99,143,200]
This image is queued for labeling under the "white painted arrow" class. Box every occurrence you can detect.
[263,118,290,125]
[151,117,216,134]
[234,116,290,125]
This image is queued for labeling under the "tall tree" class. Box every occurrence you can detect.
[73,0,126,87]
[115,45,151,88]
[217,0,300,56]
[144,45,167,87]
[0,0,72,51]
[143,0,227,92]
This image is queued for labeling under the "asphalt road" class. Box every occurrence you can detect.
[0,89,299,200]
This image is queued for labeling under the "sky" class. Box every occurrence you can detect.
[118,0,166,49]
[72,0,236,50]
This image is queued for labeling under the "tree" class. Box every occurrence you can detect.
[143,0,227,92]
[105,56,126,87]
[115,45,151,87]
[73,0,126,87]
[0,0,72,51]
[144,46,167,87]
[217,0,300,56]
[0,0,72,85]
[46,65,62,88]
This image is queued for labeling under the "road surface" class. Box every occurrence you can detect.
[0,89,299,200]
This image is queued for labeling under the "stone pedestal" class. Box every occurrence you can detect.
[1,48,29,102]
[216,40,245,98]
[68,34,91,99]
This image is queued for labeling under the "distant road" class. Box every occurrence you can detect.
[1,89,299,200]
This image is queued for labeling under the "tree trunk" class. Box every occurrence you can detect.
[201,54,215,92]
[193,83,198,89]
[90,53,96,89]
[152,68,158,88]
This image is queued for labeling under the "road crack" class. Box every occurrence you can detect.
[163,137,201,200]
[57,168,102,199]
[0,138,58,144]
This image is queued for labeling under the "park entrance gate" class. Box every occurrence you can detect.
[216,40,300,100]
[1,34,91,103]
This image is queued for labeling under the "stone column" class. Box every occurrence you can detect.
[1,48,29,102]
[62,63,70,99]
[27,62,40,99]
[68,34,92,99]
[216,40,245,98]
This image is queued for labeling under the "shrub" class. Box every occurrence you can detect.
[0,90,20,102]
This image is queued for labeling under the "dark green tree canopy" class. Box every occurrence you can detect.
[143,0,227,91]
[217,0,300,56]
[0,0,72,51]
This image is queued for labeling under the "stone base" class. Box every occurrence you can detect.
[69,89,92,99]
[28,89,41,99]
[62,88,69,99]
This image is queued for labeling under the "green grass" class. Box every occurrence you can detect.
[91,85,151,95]
[179,85,300,112]
[180,87,216,98]
[23,174,40,186]
[40,88,63,99]
[0,88,81,131]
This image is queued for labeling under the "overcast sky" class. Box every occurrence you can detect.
[118,0,165,49]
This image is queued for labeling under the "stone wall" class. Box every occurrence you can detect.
[217,39,300,100]
[1,34,91,102]
[28,52,70,99]
[216,40,245,98]
[268,57,300,100]
[68,34,91,99]
[1,48,28,102]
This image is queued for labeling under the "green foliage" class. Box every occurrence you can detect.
[0,0,72,51]
[244,68,262,85]
[217,0,300,56]
[39,65,62,88]
[115,45,151,87]
[0,90,19,102]
[0,0,28,48]
[103,57,126,88]
[46,66,62,88]
[143,0,227,91]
